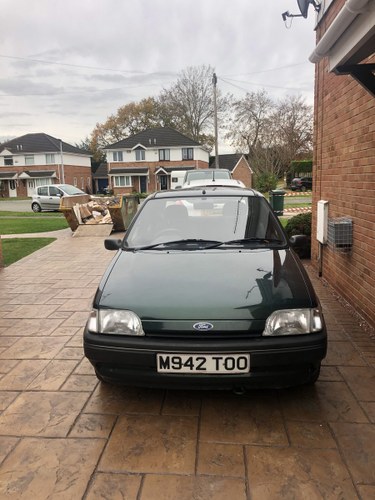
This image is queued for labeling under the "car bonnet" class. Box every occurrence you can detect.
[96,248,314,332]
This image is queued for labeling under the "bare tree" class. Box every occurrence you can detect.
[227,91,312,182]
[160,65,228,150]
[271,95,313,166]
[88,65,231,158]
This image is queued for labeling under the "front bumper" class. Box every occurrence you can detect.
[84,329,327,390]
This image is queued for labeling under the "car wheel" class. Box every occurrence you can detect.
[32,202,42,213]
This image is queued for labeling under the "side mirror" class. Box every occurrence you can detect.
[289,234,311,259]
[104,238,122,251]
[289,235,308,248]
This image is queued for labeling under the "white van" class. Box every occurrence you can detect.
[170,170,187,190]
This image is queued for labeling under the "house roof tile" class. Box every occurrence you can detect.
[209,154,245,171]
[105,127,201,149]
[0,133,90,155]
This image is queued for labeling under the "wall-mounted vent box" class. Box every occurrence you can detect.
[327,217,353,253]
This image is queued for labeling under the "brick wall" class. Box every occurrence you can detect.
[232,158,253,188]
[311,0,375,327]
[109,160,209,193]
[3,164,92,196]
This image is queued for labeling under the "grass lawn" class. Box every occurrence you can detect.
[0,211,64,217]
[0,216,69,234]
[1,238,56,266]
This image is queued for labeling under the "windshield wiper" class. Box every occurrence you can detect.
[207,237,284,248]
[128,239,223,251]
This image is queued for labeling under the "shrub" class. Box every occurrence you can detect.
[285,212,312,259]
[285,212,312,237]
[254,173,278,193]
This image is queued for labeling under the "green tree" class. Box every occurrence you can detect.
[88,97,167,161]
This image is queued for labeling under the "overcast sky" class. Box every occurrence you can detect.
[0,0,317,150]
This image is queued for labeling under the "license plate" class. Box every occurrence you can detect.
[156,353,250,374]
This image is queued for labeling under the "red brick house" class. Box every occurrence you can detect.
[0,133,92,197]
[209,154,253,187]
[309,0,375,327]
[104,127,210,194]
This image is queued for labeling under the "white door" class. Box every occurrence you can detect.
[9,179,17,197]
[27,180,36,197]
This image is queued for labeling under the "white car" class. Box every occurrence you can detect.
[31,184,86,212]
[182,168,232,187]
[182,178,245,189]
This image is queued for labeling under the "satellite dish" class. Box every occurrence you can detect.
[297,0,310,18]
[281,0,320,23]
[297,0,320,18]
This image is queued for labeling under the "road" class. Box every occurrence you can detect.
[0,199,33,212]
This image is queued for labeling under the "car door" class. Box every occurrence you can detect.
[35,186,49,209]
[47,186,63,210]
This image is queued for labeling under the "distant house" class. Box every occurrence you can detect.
[209,154,253,187]
[104,127,210,194]
[0,133,91,197]
[91,162,109,194]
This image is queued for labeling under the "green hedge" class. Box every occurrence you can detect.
[289,159,312,174]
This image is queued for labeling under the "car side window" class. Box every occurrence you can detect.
[38,187,48,196]
[49,186,60,196]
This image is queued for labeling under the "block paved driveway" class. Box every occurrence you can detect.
[0,234,374,499]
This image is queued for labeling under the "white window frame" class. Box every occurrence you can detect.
[113,175,132,187]
[159,149,170,161]
[73,177,77,187]
[182,148,194,160]
[46,154,55,164]
[135,149,145,161]
[4,156,13,166]
[35,178,51,187]
[113,151,123,162]
[25,155,34,165]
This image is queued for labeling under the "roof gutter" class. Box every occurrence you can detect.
[309,0,370,63]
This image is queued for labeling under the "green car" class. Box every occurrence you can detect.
[84,186,326,390]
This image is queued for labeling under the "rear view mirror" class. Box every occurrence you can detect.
[104,239,122,251]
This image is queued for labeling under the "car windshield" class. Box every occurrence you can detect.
[59,185,85,195]
[125,195,287,250]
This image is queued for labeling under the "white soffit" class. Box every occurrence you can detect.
[310,0,375,69]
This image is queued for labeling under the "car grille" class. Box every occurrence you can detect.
[145,330,262,340]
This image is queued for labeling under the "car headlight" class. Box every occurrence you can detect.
[86,309,145,336]
[263,308,323,336]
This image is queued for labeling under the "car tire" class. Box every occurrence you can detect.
[31,202,42,213]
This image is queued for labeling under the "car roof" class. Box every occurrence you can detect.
[152,186,263,199]
[182,179,245,189]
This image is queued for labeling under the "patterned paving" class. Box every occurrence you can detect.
[0,236,374,499]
